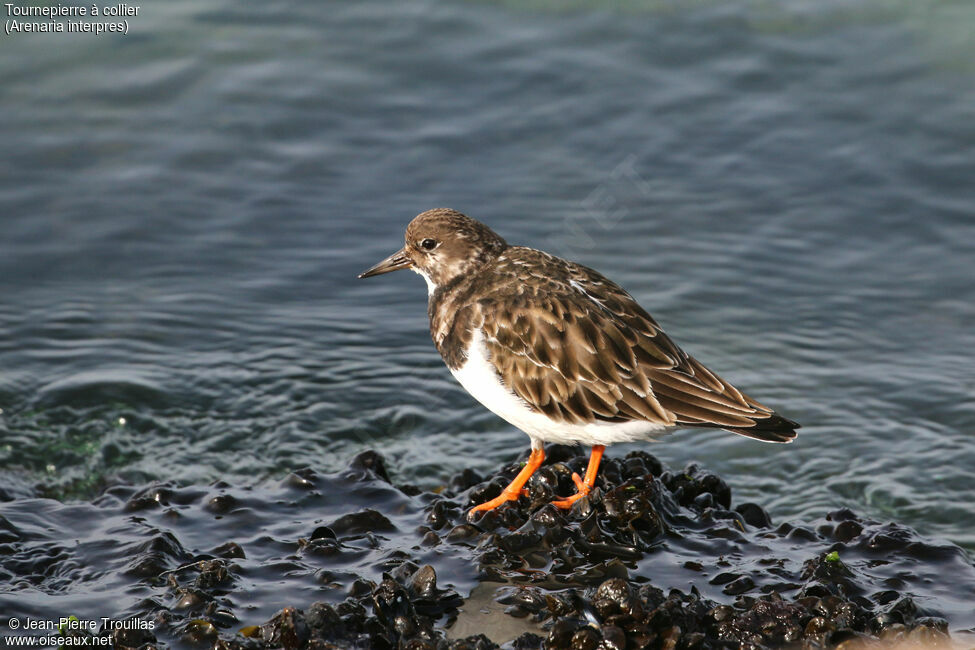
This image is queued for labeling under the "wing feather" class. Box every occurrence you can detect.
[476,249,798,441]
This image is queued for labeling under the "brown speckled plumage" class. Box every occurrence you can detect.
[363,208,798,444]
[433,243,796,441]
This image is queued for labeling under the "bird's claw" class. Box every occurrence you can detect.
[469,487,524,515]
[551,491,588,510]
[570,472,586,492]
[551,481,591,510]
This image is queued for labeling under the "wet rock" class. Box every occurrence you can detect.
[281,471,316,491]
[499,633,538,649]
[305,601,341,634]
[600,624,626,650]
[330,508,395,534]
[299,535,342,557]
[310,525,336,540]
[349,578,374,598]
[205,493,239,514]
[348,449,392,482]
[446,523,479,542]
[834,520,864,543]
[195,559,233,589]
[373,577,418,639]
[449,634,497,649]
[722,576,756,596]
[409,564,438,599]
[211,541,246,558]
[665,465,732,510]
[570,625,602,649]
[547,618,586,647]
[110,624,156,650]
[449,467,484,493]
[426,499,453,530]
[9,448,971,650]
[425,449,968,649]
[174,588,206,610]
[261,607,309,650]
[183,619,219,644]
[124,484,174,511]
[126,532,187,577]
[735,502,772,528]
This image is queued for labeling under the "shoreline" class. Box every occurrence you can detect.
[4,447,973,649]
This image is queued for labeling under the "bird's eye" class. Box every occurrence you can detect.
[419,238,438,251]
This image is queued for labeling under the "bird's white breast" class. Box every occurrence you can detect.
[449,328,670,448]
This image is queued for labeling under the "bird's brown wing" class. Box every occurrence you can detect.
[478,256,797,442]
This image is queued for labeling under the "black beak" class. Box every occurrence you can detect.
[358,248,413,278]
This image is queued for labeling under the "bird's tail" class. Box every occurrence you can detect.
[725,411,799,443]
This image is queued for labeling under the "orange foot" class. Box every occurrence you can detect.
[469,487,528,513]
[469,448,544,514]
[551,444,605,510]
[551,471,592,509]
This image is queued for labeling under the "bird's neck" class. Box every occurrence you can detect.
[411,267,437,296]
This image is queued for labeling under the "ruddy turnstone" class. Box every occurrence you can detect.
[359,208,798,513]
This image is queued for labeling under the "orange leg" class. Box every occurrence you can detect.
[470,447,545,514]
[552,445,605,509]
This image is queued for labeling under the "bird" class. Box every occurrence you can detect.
[359,208,798,514]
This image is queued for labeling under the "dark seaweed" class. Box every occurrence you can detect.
[3,448,973,649]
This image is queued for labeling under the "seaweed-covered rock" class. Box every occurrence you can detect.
[2,448,973,649]
[223,448,973,649]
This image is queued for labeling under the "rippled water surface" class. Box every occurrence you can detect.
[1,0,974,607]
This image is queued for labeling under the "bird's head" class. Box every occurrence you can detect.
[358,208,508,292]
